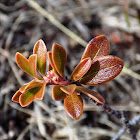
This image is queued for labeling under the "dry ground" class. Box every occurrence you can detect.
[0,0,140,140]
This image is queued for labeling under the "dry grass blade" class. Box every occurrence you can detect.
[0,48,25,86]
[17,124,31,140]
[34,104,52,140]
[26,0,87,47]
[9,102,35,116]
[34,100,66,123]
[123,66,140,80]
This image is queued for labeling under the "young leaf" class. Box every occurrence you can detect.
[79,56,124,85]
[60,84,76,95]
[35,81,46,100]
[33,40,47,76]
[81,35,110,61]
[76,86,105,104]
[48,52,59,75]
[71,58,91,81]
[16,53,37,78]
[64,92,83,120]
[19,86,42,107]
[52,85,66,100]
[52,43,67,77]
[12,90,22,103]
[19,84,28,93]
[19,79,43,93]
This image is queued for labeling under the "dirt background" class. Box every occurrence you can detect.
[0,0,140,140]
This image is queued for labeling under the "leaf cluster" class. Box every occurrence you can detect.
[12,35,123,120]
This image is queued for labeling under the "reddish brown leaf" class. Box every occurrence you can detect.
[52,85,66,100]
[52,43,67,77]
[81,35,110,61]
[79,56,124,85]
[76,86,105,104]
[64,92,83,120]
[33,40,47,76]
[16,53,37,78]
[60,84,76,95]
[71,58,91,81]
[19,86,42,107]
[12,90,22,103]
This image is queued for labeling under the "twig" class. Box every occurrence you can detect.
[122,111,137,140]
[112,126,126,140]
[17,124,31,140]
[112,115,140,140]
[88,98,138,140]
[103,105,137,140]
[8,101,34,116]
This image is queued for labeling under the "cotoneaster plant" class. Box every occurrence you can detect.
[12,35,123,120]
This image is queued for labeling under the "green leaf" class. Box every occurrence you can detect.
[19,84,28,93]
[76,86,105,104]
[33,40,47,76]
[71,58,91,81]
[12,90,22,103]
[48,52,58,75]
[60,84,76,95]
[52,43,67,77]
[64,92,83,120]
[19,79,43,93]
[81,35,110,61]
[35,81,46,100]
[52,85,66,100]
[19,86,42,107]
[79,56,124,85]
[16,53,37,78]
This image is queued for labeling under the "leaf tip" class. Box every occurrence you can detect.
[52,85,66,101]
[19,95,33,107]
[15,52,22,61]
[52,43,67,77]
[64,92,83,120]
[12,90,22,103]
